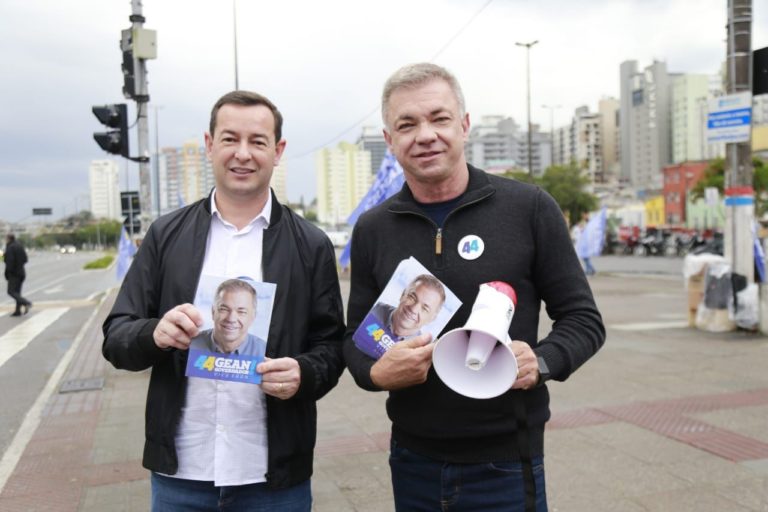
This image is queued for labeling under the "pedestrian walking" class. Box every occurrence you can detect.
[4,234,32,317]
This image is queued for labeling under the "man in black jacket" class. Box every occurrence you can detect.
[343,63,605,511]
[4,234,31,317]
[102,91,345,511]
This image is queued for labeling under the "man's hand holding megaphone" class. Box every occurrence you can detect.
[370,333,434,390]
[509,341,540,391]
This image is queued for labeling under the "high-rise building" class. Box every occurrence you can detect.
[569,107,602,184]
[619,60,673,191]
[466,116,520,172]
[88,159,122,220]
[465,115,551,175]
[551,106,608,184]
[598,97,620,182]
[357,126,387,174]
[316,142,373,225]
[157,139,213,214]
[271,161,288,205]
[518,127,551,177]
[671,74,723,163]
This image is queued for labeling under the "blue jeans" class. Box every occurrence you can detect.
[150,473,311,512]
[582,257,596,275]
[389,440,547,511]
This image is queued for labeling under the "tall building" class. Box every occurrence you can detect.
[88,159,122,220]
[316,142,372,225]
[551,105,610,184]
[465,115,551,176]
[552,124,573,168]
[357,126,387,174]
[571,107,602,184]
[519,127,551,177]
[598,97,620,182]
[671,74,723,163]
[157,139,213,214]
[466,116,520,172]
[271,161,288,205]
[619,60,673,191]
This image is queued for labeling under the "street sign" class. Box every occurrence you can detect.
[32,208,52,215]
[706,92,752,144]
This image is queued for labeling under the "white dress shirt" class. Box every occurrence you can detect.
[170,190,271,486]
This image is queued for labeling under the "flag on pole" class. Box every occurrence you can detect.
[576,207,607,258]
[339,151,404,268]
[116,225,137,281]
[753,221,765,282]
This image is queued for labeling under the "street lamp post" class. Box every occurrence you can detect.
[151,105,163,219]
[542,104,561,170]
[516,40,538,175]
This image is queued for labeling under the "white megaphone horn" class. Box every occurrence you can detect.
[433,281,518,399]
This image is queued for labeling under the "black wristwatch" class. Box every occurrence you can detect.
[535,357,550,387]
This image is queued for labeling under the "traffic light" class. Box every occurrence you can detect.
[121,29,136,99]
[92,104,129,158]
[123,213,141,235]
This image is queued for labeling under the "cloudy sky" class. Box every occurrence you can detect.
[1,0,766,224]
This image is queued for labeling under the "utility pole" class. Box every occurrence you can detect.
[516,40,538,175]
[233,0,239,89]
[122,0,157,234]
[152,105,163,218]
[724,0,753,280]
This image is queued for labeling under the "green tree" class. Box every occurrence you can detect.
[691,157,768,217]
[501,169,538,185]
[538,164,598,226]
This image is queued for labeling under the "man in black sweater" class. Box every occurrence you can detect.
[343,63,605,511]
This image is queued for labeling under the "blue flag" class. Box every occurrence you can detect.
[339,151,404,268]
[177,190,186,208]
[116,226,137,281]
[753,221,765,283]
[576,207,607,258]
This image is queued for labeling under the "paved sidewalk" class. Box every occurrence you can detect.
[0,273,767,511]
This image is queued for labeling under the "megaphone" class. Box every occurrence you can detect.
[433,281,518,399]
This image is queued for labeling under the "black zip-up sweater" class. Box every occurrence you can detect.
[343,165,605,462]
[102,190,346,489]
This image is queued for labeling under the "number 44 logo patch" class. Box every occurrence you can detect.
[458,234,484,260]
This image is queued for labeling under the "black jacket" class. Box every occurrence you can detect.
[102,191,346,489]
[4,239,27,279]
[344,165,605,463]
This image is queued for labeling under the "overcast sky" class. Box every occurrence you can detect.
[1,0,766,224]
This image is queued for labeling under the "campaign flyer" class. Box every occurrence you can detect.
[353,257,461,359]
[184,274,276,384]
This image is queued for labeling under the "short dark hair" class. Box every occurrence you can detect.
[209,90,283,142]
[6,234,15,242]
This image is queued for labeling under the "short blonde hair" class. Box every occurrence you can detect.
[381,63,466,127]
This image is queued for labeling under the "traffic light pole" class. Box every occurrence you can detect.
[129,0,152,235]
[724,0,753,281]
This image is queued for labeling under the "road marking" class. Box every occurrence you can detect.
[609,320,690,331]
[42,285,64,295]
[0,308,68,368]
[0,302,101,493]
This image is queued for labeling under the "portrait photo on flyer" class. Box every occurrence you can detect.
[185,275,276,384]
[353,257,461,359]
